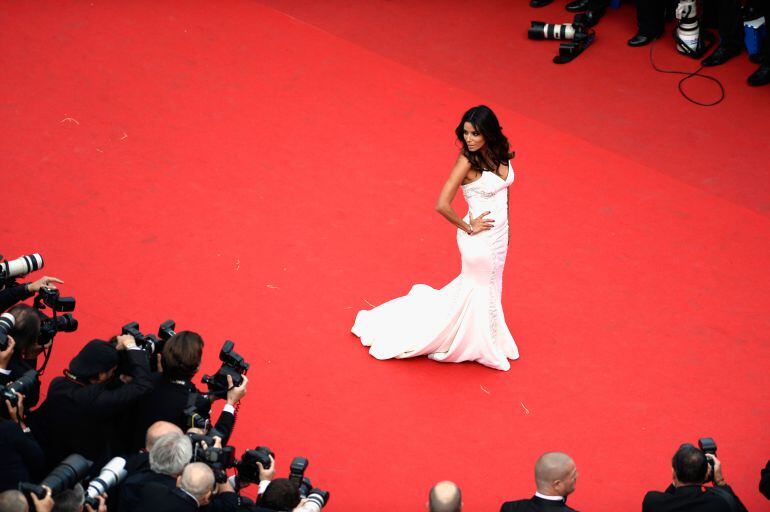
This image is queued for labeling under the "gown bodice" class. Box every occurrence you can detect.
[460,162,514,230]
[460,162,514,223]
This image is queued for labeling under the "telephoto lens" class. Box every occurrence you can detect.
[85,457,127,507]
[2,370,39,407]
[19,454,93,499]
[305,489,330,510]
[528,21,576,40]
[0,254,43,280]
[0,312,15,350]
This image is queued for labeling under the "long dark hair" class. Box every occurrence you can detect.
[454,105,514,174]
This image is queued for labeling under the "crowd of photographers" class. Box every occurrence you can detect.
[527,0,770,85]
[2,253,768,512]
[0,254,330,512]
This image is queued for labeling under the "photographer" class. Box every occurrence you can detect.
[0,391,44,492]
[123,421,184,476]
[136,462,237,512]
[131,332,247,452]
[642,443,748,512]
[28,336,152,472]
[52,484,107,512]
[0,488,54,512]
[118,431,192,512]
[0,276,62,314]
[257,480,301,512]
[0,305,44,408]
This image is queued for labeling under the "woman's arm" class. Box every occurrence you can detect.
[435,154,494,234]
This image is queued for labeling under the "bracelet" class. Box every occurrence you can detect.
[468,224,474,235]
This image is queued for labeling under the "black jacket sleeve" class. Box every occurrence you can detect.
[713,484,749,512]
[0,284,33,313]
[213,409,235,446]
[89,349,153,415]
[16,429,45,481]
[206,491,239,512]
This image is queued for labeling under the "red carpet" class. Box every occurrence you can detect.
[2,1,769,510]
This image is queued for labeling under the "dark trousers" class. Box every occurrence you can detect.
[704,0,743,49]
[636,0,669,36]
[588,0,610,9]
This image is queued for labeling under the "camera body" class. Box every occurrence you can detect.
[122,320,176,371]
[1,370,39,411]
[122,322,163,355]
[236,446,275,483]
[287,457,330,510]
[698,437,718,481]
[202,341,249,399]
[189,434,236,483]
[528,12,595,64]
[33,287,78,346]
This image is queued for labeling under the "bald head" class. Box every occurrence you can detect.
[179,462,215,504]
[146,421,183,451]
[0,490,28,512]
[535,452,578,497]
[429,481,462,512]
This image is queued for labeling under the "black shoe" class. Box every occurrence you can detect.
[627,33,656,47]
[748,64,770,86]
[530,0,554,6]
[701,45,741,67]
[566,0,589,12]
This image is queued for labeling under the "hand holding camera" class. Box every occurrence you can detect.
[257,453,277,481]
[0,333,15,369]
[4,390,26,424]
[28,485,53,512]
[705,453,725,485]
[226,373,248,406]
[114,334,137,351]
[84,494,107,512]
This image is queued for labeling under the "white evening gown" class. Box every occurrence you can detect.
[352,162,519,371]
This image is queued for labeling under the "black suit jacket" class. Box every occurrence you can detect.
[0,283,33,313]
[130,374,236,452]
[501,495,577,512]
[0,419,44,491]
[118,469,176,512]
[28,348,152,472]
[136,483,198,512]
[642,484,748,512]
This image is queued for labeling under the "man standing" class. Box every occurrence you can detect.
[500,452,579,511]
[642,443,748,512]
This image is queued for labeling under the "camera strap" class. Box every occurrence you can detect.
[63,369,88,386]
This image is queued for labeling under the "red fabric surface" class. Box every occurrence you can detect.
[1,1,769,510]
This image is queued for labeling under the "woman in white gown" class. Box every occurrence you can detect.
[352,105,519,371]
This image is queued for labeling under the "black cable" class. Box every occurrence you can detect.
[649,36,725,106]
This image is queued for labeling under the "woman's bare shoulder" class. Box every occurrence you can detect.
[454,152,472,169]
